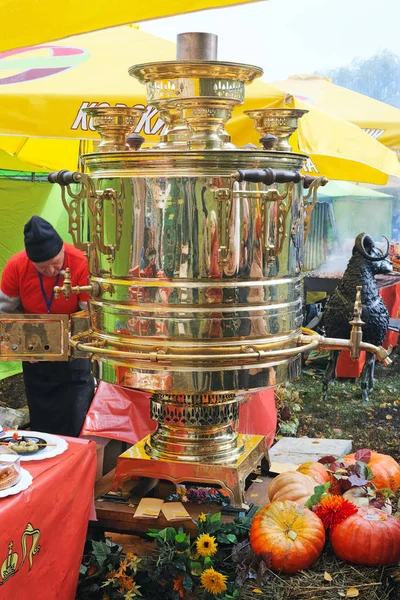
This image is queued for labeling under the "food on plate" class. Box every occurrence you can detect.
[0,448,22,490]
[0,464,21,490]
[3,435,47,455]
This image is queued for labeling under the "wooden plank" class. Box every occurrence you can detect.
[269,437,352,465]
[93,470,276,535]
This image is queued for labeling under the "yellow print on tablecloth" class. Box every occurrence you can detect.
[0,523,41,585]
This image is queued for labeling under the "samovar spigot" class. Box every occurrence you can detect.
[53,268,100,300]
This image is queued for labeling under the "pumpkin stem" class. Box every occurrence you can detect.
[287,530,298,541]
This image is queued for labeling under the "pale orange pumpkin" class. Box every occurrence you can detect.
[268,471,316,505]
[297,461,341,495]
[250,500,326,574]
[344,451,400,492]
[330,506,400,566]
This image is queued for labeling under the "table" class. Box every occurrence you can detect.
[0,435,97,600]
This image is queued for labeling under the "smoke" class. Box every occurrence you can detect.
[315,237,389,275]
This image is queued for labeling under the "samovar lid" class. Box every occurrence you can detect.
[129,60,263,85]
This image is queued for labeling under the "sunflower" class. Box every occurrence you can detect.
[200,568,228,595]
[173,573,185,598]
[196,533,218,557]
[198,512,207,523]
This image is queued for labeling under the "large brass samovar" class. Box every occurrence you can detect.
[46,33,391,505]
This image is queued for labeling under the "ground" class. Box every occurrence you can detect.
[0,371,26,410]
[293,353,400,462]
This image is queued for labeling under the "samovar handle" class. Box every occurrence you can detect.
[48,170,83,186]
[232,168,302,185]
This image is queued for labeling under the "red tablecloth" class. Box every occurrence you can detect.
[81,383,277,448]
[0,435,97,600]
[337,281,400,377]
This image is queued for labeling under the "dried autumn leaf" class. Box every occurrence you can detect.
[252,589,263,594]
[346,588,359,597]
[323,571,333,581]
[386,415,393,420]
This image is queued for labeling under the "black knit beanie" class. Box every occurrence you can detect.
[24,216,63,263]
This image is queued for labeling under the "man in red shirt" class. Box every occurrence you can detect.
[0,216,94,437]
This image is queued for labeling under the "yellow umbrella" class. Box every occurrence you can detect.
[0,0,264,52]
[272,74,400,151]
[0,26,399,183]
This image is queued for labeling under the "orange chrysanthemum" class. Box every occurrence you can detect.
[173,573,185,598]
[314,495,358,530]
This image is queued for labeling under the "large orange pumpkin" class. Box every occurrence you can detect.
[250,500,326,574]
[330,506,400,566]
[297,461,341,495]
[268,471,315,505]
[344,451,400,492]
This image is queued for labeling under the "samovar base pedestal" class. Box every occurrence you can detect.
[111,434,269,507]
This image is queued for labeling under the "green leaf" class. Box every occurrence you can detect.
[157,527,177,542]
[210,512,221,523]
[365,465,374,481]
[305,483,330,509]
[208,521,222,534]
[227,534,237,544]
[217,533,234,544]
[189,561,203,576]
[175,533,187,543]
[91,540,111,567]
[80,564,88,575]
[183,573,193,591]
[204,556,214,568]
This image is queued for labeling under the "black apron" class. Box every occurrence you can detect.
[22,359,94,437]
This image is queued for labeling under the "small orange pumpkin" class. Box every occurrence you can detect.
[344,451,400,492]
[297,461,341,495]
[250,500,326,574]
[330,506,400,566]
[268,471,316,505]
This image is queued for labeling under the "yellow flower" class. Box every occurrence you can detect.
[198,512,207,523]
[177,485,187,497]
[200,568,228,595]
[196,533,218,557]
[118,558,130,573]
[118,574,134,591]
[126,553,142,574]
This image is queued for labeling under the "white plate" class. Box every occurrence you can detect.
[0,468,32,498]
[7,431,68,462]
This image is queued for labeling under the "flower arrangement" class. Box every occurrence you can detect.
[167,484,231,507]
[142,511,264,599]
[76,535,143,600]
[77,511,270,600]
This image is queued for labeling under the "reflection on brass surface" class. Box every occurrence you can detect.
[83,106,145,152]
[129,61,262,104]
[0,314,69,361]
[112,434,269,506]
[303,176,329,240]
[244,108,309,152]
[70,310,90,358]
[166,96,241,150]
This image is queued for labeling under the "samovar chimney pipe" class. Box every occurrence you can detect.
[176,32,218,60]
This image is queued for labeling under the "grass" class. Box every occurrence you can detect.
[289,355,400,463]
